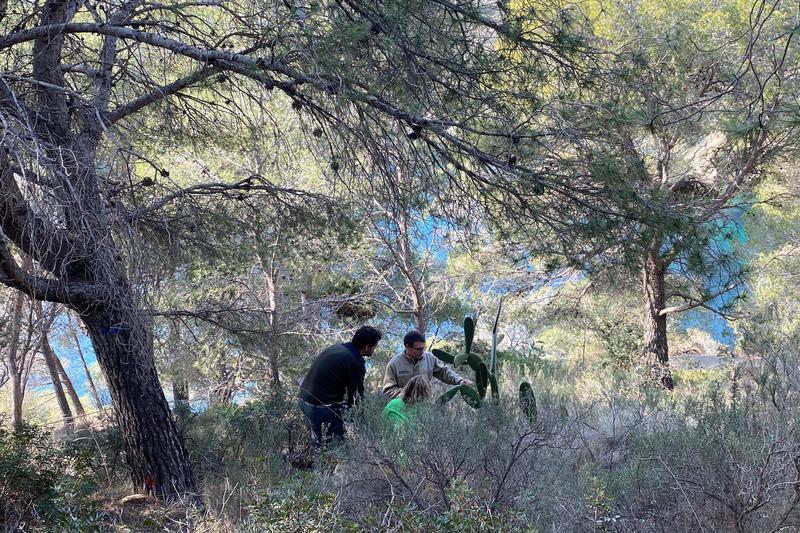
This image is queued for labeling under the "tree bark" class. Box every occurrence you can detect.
[40,332,74,426]
[36,302,80,423]
[642,242,673,390]
[1,0,198,496]
[208,351,237,405]
[80,300,196,497]
[53,347,86,417]
[172,378,190,421]
[410,285,426,336]
[5,291,25,426]
[70,322,104,410]
[166,323,191,419]
[264,267,280,387]
[254,234,281,388]
[398,214,427,335]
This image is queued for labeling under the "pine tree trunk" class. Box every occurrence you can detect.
[268,350,280,388]
[8,362,23,426]
[265,269,280,387]
[0,0,198,500]
[40,333,74,426]
[399,225,427,335]
[53,348,86,417]
[71,324,104,410]
[642,244,674,390]
[412,298,426,336]
[80,301,197,497]
[207,348,237,405]
[172,379,189,405]
[5,291,25,426]
[172,378,190,421]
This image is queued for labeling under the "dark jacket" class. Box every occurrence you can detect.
[299,342,365,406]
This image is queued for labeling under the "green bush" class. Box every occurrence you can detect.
[614,394,800,531]
[378,479,538,532]
[242,473,359,532]
[182,392,313,508]
[0,418,99,531]
[564,376,800,532]
[313,367,800,532]
[332,392,572,530]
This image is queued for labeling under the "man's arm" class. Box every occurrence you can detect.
[346,358,366,406]
[382,359,403,398]
[431,353,471,386]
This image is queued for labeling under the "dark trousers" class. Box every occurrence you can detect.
[298,399,345,446]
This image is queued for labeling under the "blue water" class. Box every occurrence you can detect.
[46,316,110,408]
[674,203,749,347]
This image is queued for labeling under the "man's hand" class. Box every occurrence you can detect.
[460,378,475,387]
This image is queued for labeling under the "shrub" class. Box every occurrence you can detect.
[242,473,359,532]
[181,392,313,510]
[355,479,538,532]
[0,418,99,531]
[316,368,799,531]
[564,376,800,532]
[331,392,578,530]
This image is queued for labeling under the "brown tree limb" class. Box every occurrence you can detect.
[0,151,88,277]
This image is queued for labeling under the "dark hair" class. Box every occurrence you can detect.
[403,331,425,347]
[351,326,382,349]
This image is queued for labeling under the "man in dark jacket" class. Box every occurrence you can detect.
[299,325,382,445]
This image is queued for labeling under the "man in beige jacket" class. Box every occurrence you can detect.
[383,331,474,398]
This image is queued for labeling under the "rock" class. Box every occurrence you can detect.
[119,494,155,505]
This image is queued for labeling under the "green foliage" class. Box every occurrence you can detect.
[362,479,538,532]
[323,277,377,320]
[672,367,725,394]
[432,348,455,365]
[585,476,618,532]
[459,384,483,409]
[530,277,643,369]
[489,300,502,376]
[0,419,99,531]
[432,313,495,400]
[182,393,308,490]
[437,384,483,409]
[15,337,800,532]
[475,360,490,397]
[433,300,536,416]
[437,384,462,405]
[463,316,475,353]
[611,391,800,530]
[243,474,360,532]
[435,307,541,424]
[453,351,470,368]
[340,396,561,530]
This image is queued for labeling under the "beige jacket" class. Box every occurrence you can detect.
[382,351,465,398]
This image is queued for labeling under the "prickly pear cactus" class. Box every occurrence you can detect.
[432,348,454,365]
[463,316,475,353]
[436,384,482,409]
[433,301,535,411]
